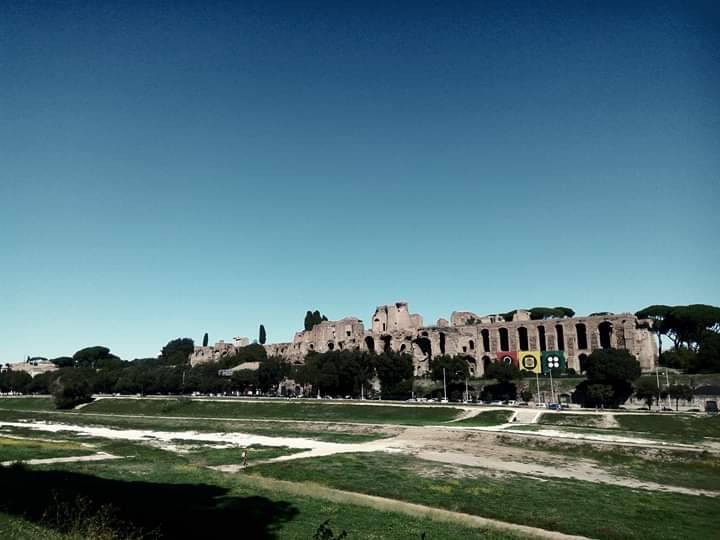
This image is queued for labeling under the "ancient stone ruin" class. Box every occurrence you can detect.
[192,302,658,374]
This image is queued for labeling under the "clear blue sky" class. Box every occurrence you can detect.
[1,1,718,362]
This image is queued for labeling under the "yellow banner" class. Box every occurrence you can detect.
[519,351,542,373]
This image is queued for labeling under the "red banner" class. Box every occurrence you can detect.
[495,351,518,368]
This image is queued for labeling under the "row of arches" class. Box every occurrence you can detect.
[361,321,615,358]
[498,323,613,353]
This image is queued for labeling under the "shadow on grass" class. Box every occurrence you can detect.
[0,464,298,538]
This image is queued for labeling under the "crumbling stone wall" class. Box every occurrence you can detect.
[193,302,658,374]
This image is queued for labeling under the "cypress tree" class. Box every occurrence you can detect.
[202,333,209,347]
[259,324,267,345]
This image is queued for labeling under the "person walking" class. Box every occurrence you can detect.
[242,447,248,467]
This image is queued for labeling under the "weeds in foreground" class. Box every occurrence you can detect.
[41,490,155,540]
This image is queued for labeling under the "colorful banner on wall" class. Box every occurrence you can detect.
[519,351,542,373]
[541,351,566,373]
[495,351,518,367]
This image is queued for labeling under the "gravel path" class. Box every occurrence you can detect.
[1,451,122,467]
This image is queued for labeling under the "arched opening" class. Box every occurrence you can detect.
[439,332,446,355]
[499,328,509,351]
[364,336,375,353]
[400,344,406,352]
[538,326,546,351]
[555,325,565,351]
[599,321,613,349]
[327,342,335,351]
[518,327,529,351]
[481,329,490,352]
[579,353,589,373]
[381,335,392,353]
[482,355,492,374]
[413,337,432,358]
[575,323,588,349]
[469,339,475,351]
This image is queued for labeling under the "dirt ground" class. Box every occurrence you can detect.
[2,416,718,497]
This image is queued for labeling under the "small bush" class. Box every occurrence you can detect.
[313,519,347,540]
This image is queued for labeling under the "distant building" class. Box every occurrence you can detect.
[6,358,58,377]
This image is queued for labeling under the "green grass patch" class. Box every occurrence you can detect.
[0,436,94,462]
[0,513,70,540]
[79,398,461,425]
[506,420,717,445]
[3,442,527,540]
[251,452,720,540]
[495,435,720,491]
[615,414,720,441]
[452,410,513,426]
[0,397,55,411]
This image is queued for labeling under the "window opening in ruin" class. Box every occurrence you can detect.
[538,326,546,351]
[365,336,375,353]
[327,342,334,350]
[599,321,613,349]
[400,344,406,352]
[482,355,492,374]
[338,342,344,350]
[381,335,392,353]
[422,331,428,337]
[518,327,529,351]
[481,330,490,352]
[555,325,565,351]
[439,332,446,355]
[346,330,351,337]
[576,324,588,349]
[413,337,432,358]
[499,328,509,351]
[382,323,386,331]
[579,353,589,373]
[469,339,475,351]
[462,346,467,353]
